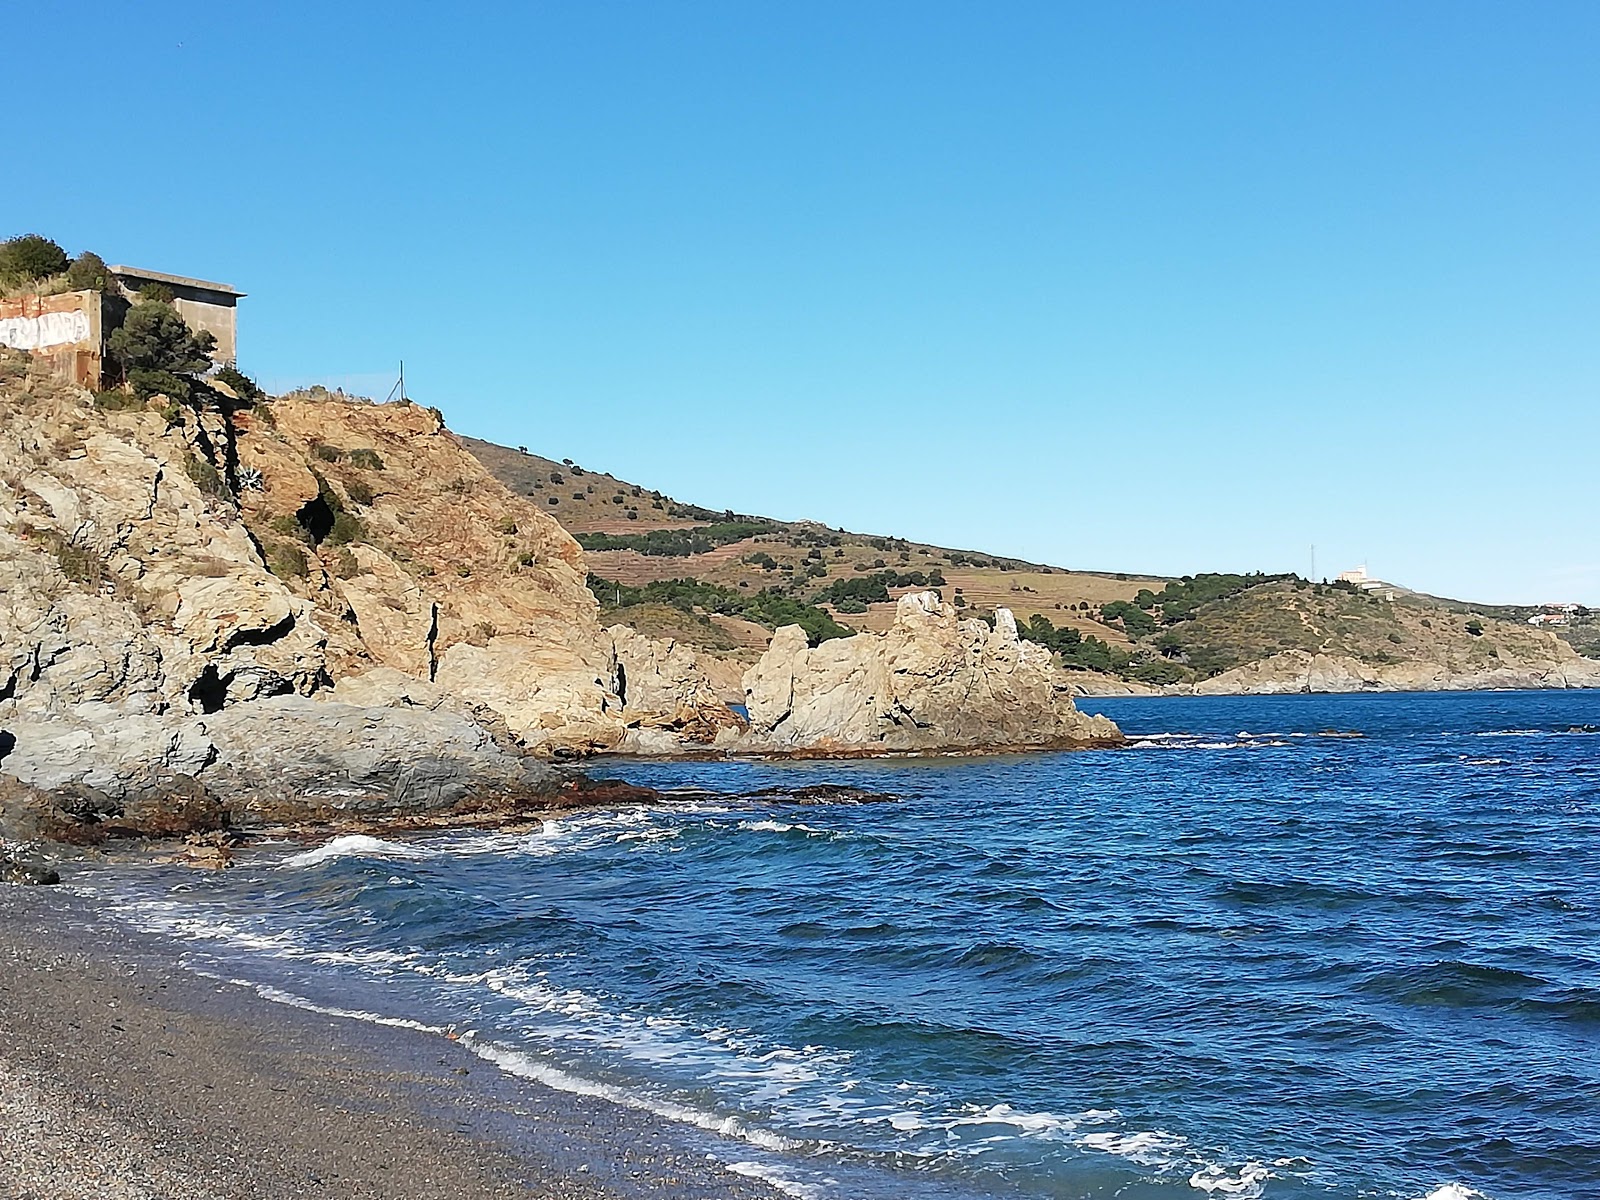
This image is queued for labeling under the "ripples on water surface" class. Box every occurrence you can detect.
[91,691,1600,1200]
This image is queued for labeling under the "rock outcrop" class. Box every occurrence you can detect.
[741,592,1122,753]
[0,360,732,834]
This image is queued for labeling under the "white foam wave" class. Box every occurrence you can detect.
[280,834,434,869]
[912,1103,1276,1195]
[464,1038,800,1152]
[241,982,447,1035]
[725,1160,829,1199]
[1129,737,1290,751]
[1189,1161,1272,1196]
[1079,1128,1189,1166]
[1415,1187,1493,1200]
[737,819,832,837]
[429,807,698,860]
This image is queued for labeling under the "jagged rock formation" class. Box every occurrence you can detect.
[741,592,1122,753]
[1188,649,1600,695]
[0,358,733,836]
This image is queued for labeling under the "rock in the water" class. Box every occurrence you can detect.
[741,592,1122,753]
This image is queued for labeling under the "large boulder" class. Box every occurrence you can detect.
[741,592,1122,753]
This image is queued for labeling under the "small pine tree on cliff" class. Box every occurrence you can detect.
[108,300,217,400]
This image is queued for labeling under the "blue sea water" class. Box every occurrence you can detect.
[86,691,1600,1200]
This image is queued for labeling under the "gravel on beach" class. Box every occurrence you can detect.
[0,885,782,1200]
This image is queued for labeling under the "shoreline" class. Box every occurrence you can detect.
[0,885,784,1200]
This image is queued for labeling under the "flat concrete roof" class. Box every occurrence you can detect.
[108,265,245,298]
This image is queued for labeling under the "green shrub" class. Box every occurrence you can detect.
[1466,619,1485,637]
[497,517,518,535]
[347,448,385,470]
[215,365,265,403]
[345,477,375,506]
[93,389,143,412]
[265,541,309,579]
[184,453,231,501]
[327,511,363,546]
[64,251,112,293]
[0,234,69,284]
[312,443,343,462]
[40,530,108,588]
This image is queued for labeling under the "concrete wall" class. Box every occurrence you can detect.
[0,291,103,388]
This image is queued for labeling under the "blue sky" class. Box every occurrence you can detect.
[10,2,1597,603]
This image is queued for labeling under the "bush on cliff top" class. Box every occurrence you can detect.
[0,235,69,285]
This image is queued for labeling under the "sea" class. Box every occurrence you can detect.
[79,691,1600,1200]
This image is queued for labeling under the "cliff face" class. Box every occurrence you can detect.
[1186,649,1600,695]
[741,592,1122,753]
[0,361,731,838]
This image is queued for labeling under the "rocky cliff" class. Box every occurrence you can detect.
[741,592,1122,753]
[0,357,732,841]
[3,359,1108,847]
[1185,648,1600,695]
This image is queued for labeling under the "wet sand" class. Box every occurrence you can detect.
[0,885,780,1200]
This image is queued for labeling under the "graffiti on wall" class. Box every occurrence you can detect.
[0,309,92,352]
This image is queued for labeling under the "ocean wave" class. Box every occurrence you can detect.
[466,1037,802,1151]
[220,978,813,1162]
[917,1103,1276,1196]
[1188,1161,1273,1195]
[280,834,435,869]
[1359,960,1552,1009]
[737,819,832,836]
[723,1160,829,1199]
[1415,1186,1494,1200]
[1128,734,1291,750]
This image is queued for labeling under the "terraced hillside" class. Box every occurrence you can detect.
[463,437,1599,692]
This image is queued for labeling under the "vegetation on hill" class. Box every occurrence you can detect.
[588,574,852,647]
[464,439,1573,686]
[0,234,115,298]
[815,569,947,611]
[577,521,776,556]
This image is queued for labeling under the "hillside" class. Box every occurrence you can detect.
[0,345,1118,847]
[464,438,1600,695]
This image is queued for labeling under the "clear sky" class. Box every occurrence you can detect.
[9,2,1597,603]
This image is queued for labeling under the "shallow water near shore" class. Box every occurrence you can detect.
[82,691,1600,1200]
